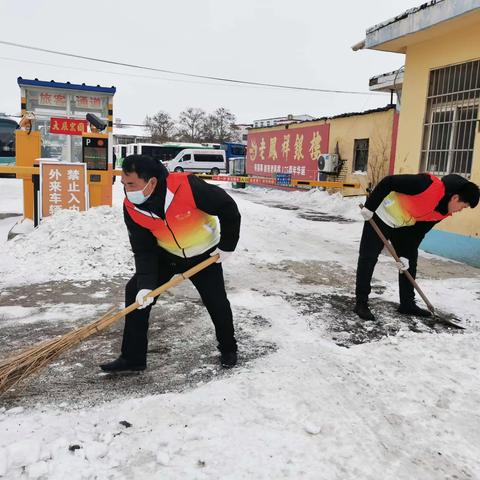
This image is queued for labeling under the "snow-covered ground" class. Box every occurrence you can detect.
[0,178,23,244]
[0,178,479,479]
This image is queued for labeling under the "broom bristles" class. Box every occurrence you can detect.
[0,255,218,397]
[0,307,118,395]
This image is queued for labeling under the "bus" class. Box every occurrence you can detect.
[201,142,247,160]
[121,142,207,164]
[221,142,246,160]
[0,117,18,166]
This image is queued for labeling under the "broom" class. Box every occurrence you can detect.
[0,255,218,396]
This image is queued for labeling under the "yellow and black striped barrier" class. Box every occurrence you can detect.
[197,173,360,190]
[1,166,360,190]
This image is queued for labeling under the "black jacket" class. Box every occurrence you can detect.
[364,173,469,237]
[124,174,241,290]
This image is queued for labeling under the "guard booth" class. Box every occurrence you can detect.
[16,77,116,220]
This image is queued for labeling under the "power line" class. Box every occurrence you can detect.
[0,55,291,91]
[0,39,385,96]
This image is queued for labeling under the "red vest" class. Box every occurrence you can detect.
[124,173,220,257]
[377,174,451,227]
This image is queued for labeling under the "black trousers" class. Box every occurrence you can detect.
[355,215,423,306]
[121,252,237,365]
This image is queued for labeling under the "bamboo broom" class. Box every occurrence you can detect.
[0,255,218,396]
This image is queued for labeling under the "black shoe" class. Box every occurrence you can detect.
[100,356,146,372]
[353,302,375,321]
[398,303,432,317]
[220,351,237,368]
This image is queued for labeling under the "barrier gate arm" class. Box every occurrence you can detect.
[2,166,361,190]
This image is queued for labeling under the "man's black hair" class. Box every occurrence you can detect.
[122,154,168,182]
[441,174,480,209]
[458,181,480,208]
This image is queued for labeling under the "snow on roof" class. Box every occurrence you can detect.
[369,69,404,92]
[113,124,150,138]
[249,105,396,130]
[364,0,480,51]
[366,1,443,35]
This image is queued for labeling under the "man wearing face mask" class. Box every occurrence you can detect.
[354,172,479,321]
[100,154,241,371]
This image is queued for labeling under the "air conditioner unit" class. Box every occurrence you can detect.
[318,154,339,173]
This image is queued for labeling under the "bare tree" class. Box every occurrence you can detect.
[201,108,240,143]
[145,111,175,143]
[367,128,391,190]
[177,108,206,142]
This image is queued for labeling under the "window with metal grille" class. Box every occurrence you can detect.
[353,138,369,172]
[421,59,480,178]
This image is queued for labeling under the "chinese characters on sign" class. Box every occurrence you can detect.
[37,91,103,110]
[74,95,102,109]
[50,117,89,136]
[40,162,88,218]
[246,124,330,181]
[38,92,67,107]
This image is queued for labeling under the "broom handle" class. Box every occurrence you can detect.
[359,204,435,314]
[77,255,220,339]
[146,254,219,301]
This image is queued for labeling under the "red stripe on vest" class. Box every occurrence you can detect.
[397,173,450,222]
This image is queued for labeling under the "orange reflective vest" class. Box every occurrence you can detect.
[376,174,451,227]
[124,173,220,257]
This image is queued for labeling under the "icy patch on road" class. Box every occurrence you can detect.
[0,303,112,327]
[0,306,37,320]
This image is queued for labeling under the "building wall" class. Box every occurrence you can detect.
[246,108,396,193]
[328,108,396,195]
[394,18,480,265]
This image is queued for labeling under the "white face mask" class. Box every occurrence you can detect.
[125,179,152,205]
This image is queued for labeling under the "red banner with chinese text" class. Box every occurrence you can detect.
[50,117,89,136]
[246,124,330,180]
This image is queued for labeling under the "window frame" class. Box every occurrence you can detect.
[420,59,480,178]
[352,138,369,172]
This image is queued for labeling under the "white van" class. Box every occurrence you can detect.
[166,149,227,175]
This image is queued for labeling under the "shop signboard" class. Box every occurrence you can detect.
[50,117,89,136]
[246,124,330,180]
[38,92,67,107]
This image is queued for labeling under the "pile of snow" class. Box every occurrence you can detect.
[0,182,364,288]
[0,206,133,287]
[240,186,365,220]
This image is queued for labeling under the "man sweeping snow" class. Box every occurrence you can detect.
[100,155,241,371]
[354,173,479,321]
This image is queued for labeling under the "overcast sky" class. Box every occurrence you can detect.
[0,0,421,125]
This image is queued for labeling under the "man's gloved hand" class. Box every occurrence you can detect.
[396,256,410,273]
[136,289,154,309]
[210,248,232,263]
[360,207,374,221]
